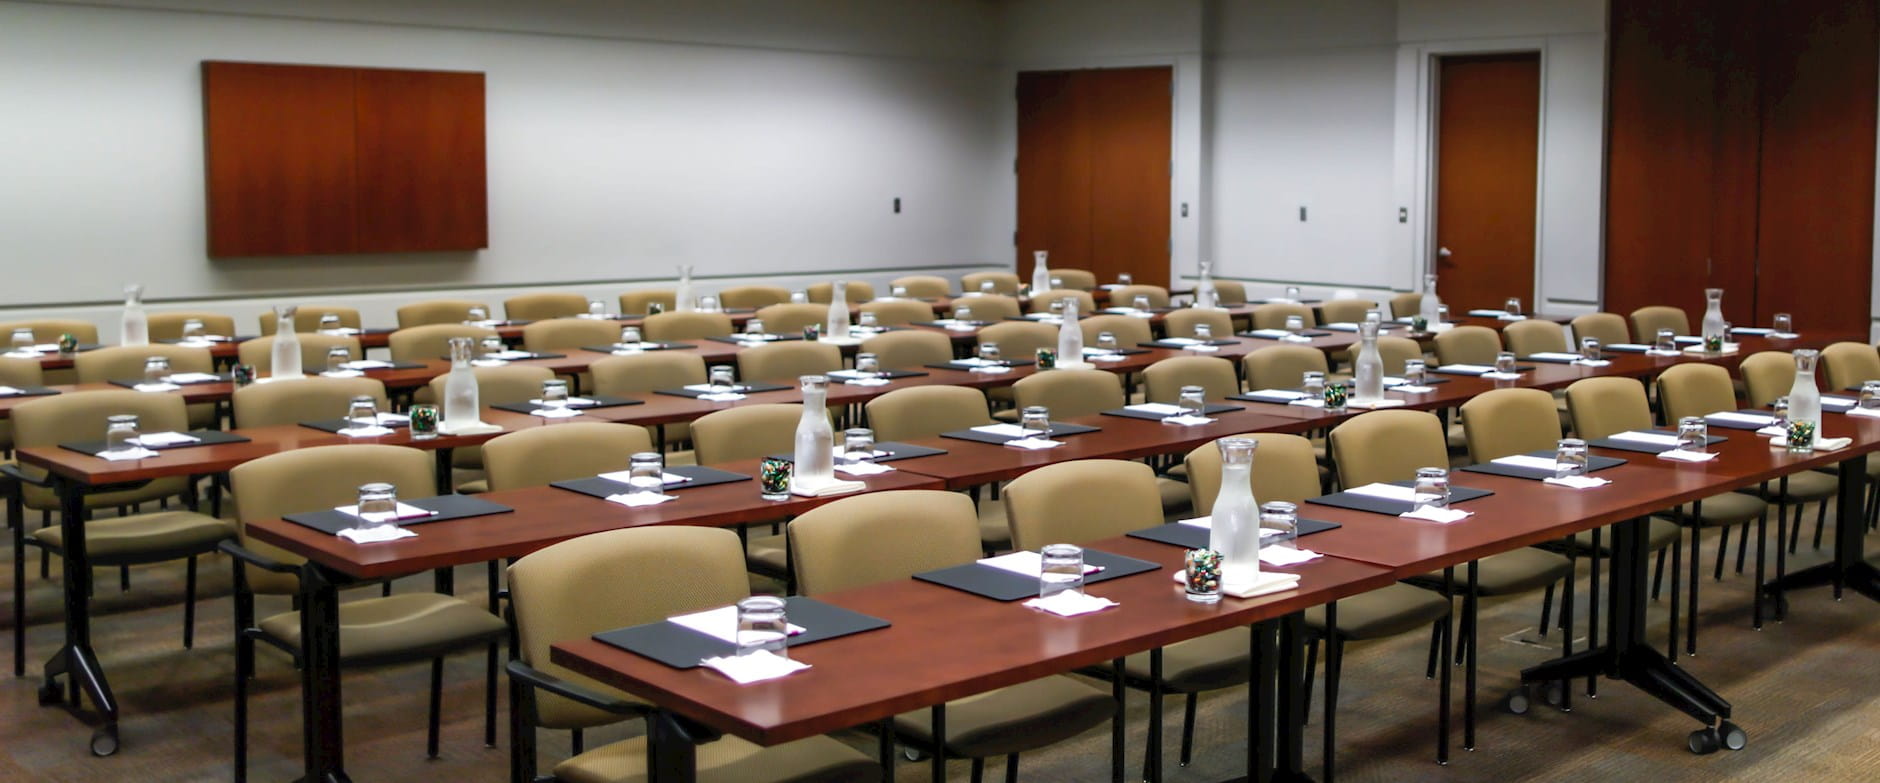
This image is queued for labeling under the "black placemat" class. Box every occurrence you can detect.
[826,369,930,382]
[490,395,645,415]
[593,597,889,669]
[1305,482,1495,516]
[911,320,994,329]
[1100,403,1244,421]
[283,494,513,536]
[705,334,803,345]
[1126,518,1341,549]
[550,465,752,499]
[1239,330,1333,340]
[763,441,949,464]
[0,386,61,398]
[299,418,408,434]
[939,422,1100,445]
[1431,364,1537,376]
[925,359,1037,371]
[578,343,696,354]
[107,374,231,389]
[60,429,250,456]
[442,352,566,361]
[1079,347,1152,358]
[1140,339,1241,349]
[1602,343,1652,353]
[1584,430,1726,454]
[653,382,791,399]
[913,549,1161,601]
[1702,410,1783,431]
[1460,451,1628,481]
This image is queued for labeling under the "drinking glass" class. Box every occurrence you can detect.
[466,305,488,323]
[1184,549,1222,604]
[540,379,570,411]
[1495,351,1517,374]
[319,313,342,332]
[1580,337,1602,362]
[326,346,352,373]
[855,353,881,375]
[745,318,766,336]
[355,483,398,529]
[1050,276,1064,289]
[1261,501,1300,548]
[1285,286,1302,301]
[698,295,720,313]
[1039,543,1085,598]
[1773,313,1793,334]
[11,328,35,354]
[1555,438,1589,478]
[1284,315,1305,334]
[143,356,170,385]
[709,365,736,390]
[1412,467,1450,510]
[346,395,378,428]
[979,280,997,294]
[759,457,793,500]
[1364,310,1383,325]
[1178,385,1207,418]
[1302,370,1326,399]
[1504,297,1523,317]
[1118,273,1134,285]
[858,311,879,329]
[891,285,908,298]
[1436,304,1451,323]
[1132,295,1151,311]
[588,300,605,317]
[480,336,505,357]
[1194,323,1213,340]
[1020,405,1052,440]
[627,451,665,495]
[1861,381,1880,410]
[977,342,1001,363]
[1655,328,1676,353]
[1771,396,1790,430]
[1050,299,1065,315]
[104,414,139,453]
[619,326,643,345]
[954,304,974,322]
[841,428,877,463]
[1677,416,1709,453]
[408,404,439,440]
[1403,358,1427,385]
[182,318,206,341]
[1097,331,1118,351]
[791,290,809,304]
[735,596,790,657]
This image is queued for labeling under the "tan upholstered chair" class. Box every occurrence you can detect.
[1251,303,1317,330]
[788,491,1113,779]
[73,344,218,428]
[504,292,589,321]
[1738,351,1794,408]
[506,527,879,783]
[520,318,618,353]
[1211,280,1247,305]
[1012,370,1124,419]
[1029,289,1097,315]
[1458,388,1564,462]
[737,341,843,384]
[1143,356,1238,403]
[237,334,361,375]
[975,321,1057,359]
[396,300,489,328]
[889,275,952,298]
[691,404,804,465]
[482,423,654,491]
[0,318,100,344]
[388,324,498,364]
[717,285,792,310]
[618,289,677,315]
[1820,342,1880,392]
[1163,308,1232,340]
[426,365,557,487]
[806,281,875,304]
[255,306,360,335]
[1185,433,1321,511]
[1109,284,1170,309]
[752,303,830,335]
[225,446,505,775]
[1502,320,1570,355]
[1629,306,1691,342]
[1318,299,1378,325]
[1433,325,1502,366]
[0,357,46,453]
[864,387,991,442]
[640,311,733,341]
[231,376,390,429]
[1242,345,1329,390]
[960,271,1021,296]
[1389,292,1424,318]
[1569,313,1630,347]
[5,390,193,512]
[1003,460,1157,551]
[1047,268,1097,291]
[860,330,953,369]
[1080,314,1153,348]
[1338,336,1423,376]
[856,299,935,326]
[947,293,1022,322]
[147,311,237,341]
[589,352,706,448]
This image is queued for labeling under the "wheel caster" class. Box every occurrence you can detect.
[1687,727,1720,755]
[902,748,927,762]
[1503,686,1530,715]
[37,681,62,706]
[1543,681,1566,708]
[90,726,119,757]
[1718,721,1747,751]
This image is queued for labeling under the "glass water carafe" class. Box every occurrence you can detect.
[1419,273,1441,324]
[271,305,303,379]
[793,375,835,485]
[121,283,148,346]
[675,264,695,312]
[1352,320,1385,403]
[1210,437,1262,588]
[1788,349,1821,450]
[1701,288,1726,344]
[1031,250,1051,294]
[1056,297,1084,365]
[1196,260,1218,309]
[443,337,481,429]
[826,281,851,340]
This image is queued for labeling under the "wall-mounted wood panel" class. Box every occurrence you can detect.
[354,69,487,253]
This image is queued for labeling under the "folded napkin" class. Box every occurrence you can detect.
[972,423,1042,438]
[340,359,394,370]
[1771,435,1854,452]
[337,424,395,438]
[1024,590,1118,617]
[337,526,417,544]
[1576,359,1612,367]
[1847,407,1880,419]
[1467,309,1509,317]
[1089,354,1127,363]
[529,407,583,418]
[318,327,361,335]
[698,392,748,402]
[1609,343,1652,352]
[1499,314,1528,321]
[1261,546,1323,566]
[843,377,891,387]
[3,350,42,359]
[131,431,199,447]
[1347,399,1406,409]
[98,446,160,461]
[1004,438,1063,450]
[1771,331,1800,339]
[969,366,1012,375]
[319,369,365,378]
[132,382,181,393]
[700,650,811,684]
[1053,360,1095,371]
[1481,371,1522,381]
[1400,506,1473,523]
[1730,327,1775,335]
[1645,349,1682,357]
[470,358,511,367]
[1245,329,1290,339]
[1544,475,1611,489]
[1439,364,1494,374]
[1160,337,1203,346]
[1160,414,1215,426]
[0,386,22,395]
[980,551,1102,577]
[819,336,862,347]
[946,322,978,332]
[436,420,502,436]
[1757,425,1788,437]
[598,469,692,486]
[487,350,534,360]
[1247,389,1309,402]
[1657,449,1718,463]
[531,396,596,407]
[1491,454,1567,471]
[1280,334,1315,344]
[1183,344,1221,353]
[1344,482,1418,501]
[835,461,895,477]
[1529,352,1581,361]
[165,372,223,384]
[1394,384,1437,394]
[790,475,867,497]
[1682,344,1740,355]
[605,492,678,507]
[336,502,437,523]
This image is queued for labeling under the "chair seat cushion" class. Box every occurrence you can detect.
[1156,477,1191,515]
[1669,491,1767,527]
[1414,548,1573,596]
[991,408,1019,423]
[1305,582,1450,640]
[1572,517,1683,554]
[455,479,490,494]
[746,532,789,577]
[552,733,879,783]
[894,675,1113,759]
[1122,629,1249,693]
[1756,470,1838,504]
[258,592,504,667]
[30,511,232,564]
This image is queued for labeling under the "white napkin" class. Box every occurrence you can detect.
[319,369,365,379]
[337,526,417,544]
[1023,590,1118,616]
[1682,344,1740,355]
[529,407,583,418]
[1347,399,1406,409]
[531,396,597,407]
[319,327,362,335]
[1610,431,1681,447]
[970,366,1012,375]
[1481,371,1522,381]
[1400,506,1473,523]
[487,350,534,360]
[340,359,394,370]
[1183,344,1221,353]
[1287,398,1325,409]
[165,372,223,384]
[3,350,41,359]
[131,431,199,447]
[132,382,181,393]
[1823,396,1858,411]
[98,447,160,461]
[1261,546,1323,566]
[1846,407,1880,419]
[1529,352,1581,361]
[336,502,437,523]
[667,606,805,643]
[790,475,867,497]
[470,358,510,367]
[1657,449,1718,463]
[1709,411,1778,426]
[1730,327,1775,335]
[979,551,1103,577]
[946,322,978,332]
[1345,483,1418,501]
[436,420,502,436]
[819,336,862,347]
[1004,438,1063,450]
[1245,329,1290,339]
[1161,414,1215,426]
[1757,425,1788,437]
[1492,454,1568,471]
[843,378,891,387]
[1248,389,1309,401]
[1088,353,1127,363]
[1467,309,1509,317]
[1439,364,1494,374]
[1772,332,1800,339]
[1280,334,1315,344]
[1160,337,1203,346]
[1126,403,1184,416]
[700,650,810,684]
[1394,385,1437,394]
[605,492,678,507]
[1499,314,1529,321]
[337,424,395,438]
[1772,436,1853,452]
[835,461,895,477]
[1609,343,1653,352]
[1544,475,1611,489]
[1575,359,1612,367]
[0,386,22,395]
[599,470,692,486]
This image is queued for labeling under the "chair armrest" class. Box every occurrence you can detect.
[0,462,52,488]
[505,660,649,717]
[218,539,301,575]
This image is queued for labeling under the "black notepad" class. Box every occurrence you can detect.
[913,550,1161,601]
[283,494,513,536]
[653,382,791,399]
[550,465,751,499]
[0,386,61,398]
[1100,403,1244,421]
[1584,430,1726,454]
[762,442,948,464]
[489,395,645,415]
[939,422,1100,445]
[1305,482,1494,516]
[705,334,803,345]
[1126,518,1341,549]
[299,418,408,434]
[1431,364,1537,376]
[1239,330,1333,340]
[593,597,889,669]
[60,429,250,456]
[1520,354,1608,365]
[1460,451,1628,481]
[578,343,697,354]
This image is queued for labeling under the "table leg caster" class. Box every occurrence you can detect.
[1718,721,1747,751]
[90,725,119,757]
[1503,686,1530,715]
[902,748,927,762]
[1543,680,1566,710]
[1687,727,1720,755]
[37,680,62,706]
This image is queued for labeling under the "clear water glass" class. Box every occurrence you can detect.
[11,328,35,353]
[627,451,665,495]
[1039,543,1085,598]
[1302,370,1326,398]
[1655,328,1676,353]
[1860,381,1880,410]
[745,318,766,335]
[1133,295,1152,311]
[619,326,642,345]
[1436,304,1451,323]
[1050,299,1065,315]
[1494,351,1517,374]
[1404,358,1427,385]
[891,285,908,298]
[954,304,974,322]
[319,313,342,332]
[1119,273,1134,285]
[1412,467,1450,510]
[977,342,1001,363]
[1020,405,1052,440]
[143,356,170,384]
[855,353,880,375]
[1677,416,1709,452]
[467,305,488,323]
[1580,337,1602,362]
[104,414,139,453]
[355,482,398,529]
[1555,438,1589,478]
[791,290,809,304]
[980,280,996,294]
[1773,313,1793,334]
[1285,286,1302,301]
[698,295,720,312]
[1178,385,1207,418]
[1772,396,1790,430]
[1284,315,1305,334]
[709,365,736,390]
[1261,501,1299,548]
[841,428,876,463]
[1194,323,1213,339]
[540,379,570,410]
[182,318,206,340]
[857,312,877,330]
[735,596,790,658]
[1097,331,1118,351]
[479,336,505,357]
[1050,276,1064,289]
[588,300,605,317]
[346,395,378,427]
[1504,297,1522,317]
[326,346,352,372]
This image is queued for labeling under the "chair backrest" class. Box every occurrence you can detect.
[74,344,214,383]
[483,422,655,491]
[13,389,189,448]
[0,319,100,344]
[1012,369,1124,418]
[1048,268,1097,291]
[588,352,708,397]
[856,299,935,326]
[691,404,805,464]
[863,386,991,442]
[1738,351,1795,408]
[1110,285,1170,308]
[1079,314,1153,347]
[1564,377,1653,439]
[1211,280,1247,305]
[426,364,556,407]
[618,289,677,315]
[1329,409,1449,488]
[1820,341,1880,391]
[238,333,362,373]
[947,294,1022,321]
[256,305,361,335]
[1142,356,1239,403]
[1162,308,1232,339]
[396,299,489,328]
[1460,387,1561,463]
[1338,335,1425,374]
[806,281,876,304]
[860,330,953,369]
[231,443,434,548]
[717,285,792,310]
[888,275,953,298]
[507,527,748,722]
[1656,363,1739,423]
[520,317,619,353]
[974,321,1057,358]
[1433,325,1502,365]
[1318,299,1378,325]
[1569,312,1630,347]
[790,491,982,596]
[147,311,237,341]
[1629,305,1690,342]
[1029,289,1097,315]
[752,303,830,335]
[504,292,589,321]
[1004,460,1161,551]
[0,355,45,387]
[1241,344,1329,390]
[388,324,498,363]
[736,341,843,383]
[639,311,732,341]
[232,376,391,428]
[1251,303,1317,330]
[1502,319,1570,355]
[1185,433,1321,513]
[1389,292,1424,318]
[960,271,1021,296]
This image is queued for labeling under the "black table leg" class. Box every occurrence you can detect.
[1271,613,1313,783]
[300,563,352,783]
[39,476,120,756]
[648,709,705,783]
[1764,454,1880,603]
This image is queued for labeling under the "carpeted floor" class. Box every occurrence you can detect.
[3,496,1876,782]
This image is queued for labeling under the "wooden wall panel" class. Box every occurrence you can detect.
[1016,70,1094,281]
[354,69,487,253]
[203,62,357,257]
[1088,67,1172,288]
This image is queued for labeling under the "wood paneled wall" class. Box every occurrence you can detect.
[1605,0,1876,337]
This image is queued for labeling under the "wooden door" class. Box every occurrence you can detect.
[1432,53,1541,313]
[1017,67,1171,287]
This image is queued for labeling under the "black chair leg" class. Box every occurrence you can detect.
[970,756,985,783]
[1713,524,1730,581]
[1325,635,1344,783]
[1812,500,1828,549]
[427,657,444,758]
[1425,619,1441,679]
[1302,637,1319,721]
[183,555,198,649]
[1537,581,1556,637]
[1179,693,1197,766]
[1735,520,1751,574]
[1004,753,1019,783]
[1652,546,1666,599]
[120,564,130,591]
[233,634,252,783]
[486,642,499,747]
[571,728,584,755]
